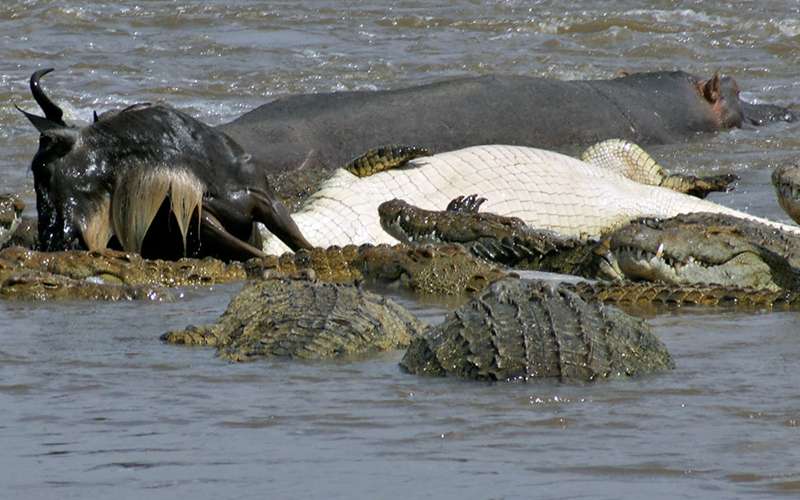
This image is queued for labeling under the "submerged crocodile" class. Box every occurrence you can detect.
[163,274,425,362]
[0,243,506,301]
[563,280,800,310]
[250,243,507,296]
[0,246,246,301]
[6,239,799,309]
[259,140,794,255]
[400,278,674,382]
[0,194,39,251]
[163,273,679,379]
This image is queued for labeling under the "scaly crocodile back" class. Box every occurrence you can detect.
[400,278,674,382]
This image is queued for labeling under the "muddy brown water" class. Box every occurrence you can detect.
[2,1,800,498]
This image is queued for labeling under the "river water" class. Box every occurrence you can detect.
[2,1,800,498]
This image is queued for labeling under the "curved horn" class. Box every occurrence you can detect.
[15,104,64,133]
[30,68,66,127]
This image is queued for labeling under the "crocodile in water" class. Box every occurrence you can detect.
[400,278,674,382]
[163,274,425,362]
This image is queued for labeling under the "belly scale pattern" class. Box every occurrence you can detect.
[261,145,800,255]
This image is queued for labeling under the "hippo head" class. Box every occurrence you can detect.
[694,73,747,129]
[695,72,796,128]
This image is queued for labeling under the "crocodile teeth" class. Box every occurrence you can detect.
[655,243,664,259]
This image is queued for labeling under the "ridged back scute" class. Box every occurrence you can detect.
[401,278,674,382]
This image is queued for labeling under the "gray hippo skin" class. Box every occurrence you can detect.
[218,71,795,203]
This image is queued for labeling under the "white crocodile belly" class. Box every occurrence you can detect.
[261,144,800,254]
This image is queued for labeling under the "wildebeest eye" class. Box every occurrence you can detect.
[31,130,77,179]
[39,130,74,156]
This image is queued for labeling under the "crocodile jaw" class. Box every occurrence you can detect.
[612,247,781,291]
[773,164,800,224]
[0,195,23,248]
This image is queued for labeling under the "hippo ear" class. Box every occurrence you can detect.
[700,72,722,104]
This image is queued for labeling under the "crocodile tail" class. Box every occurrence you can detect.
[581,139,665,184]
[110,165,204,254]
[343,145,431,177]
[581,139,736,197]
[659,172,738,198]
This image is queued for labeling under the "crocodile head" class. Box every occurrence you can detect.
[599,214,799,291]
[772,164,800,224]
[0,194,24,248]
[379,198,529,244]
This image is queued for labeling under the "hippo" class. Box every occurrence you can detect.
[217,70,797,205]
[17,69,311,261]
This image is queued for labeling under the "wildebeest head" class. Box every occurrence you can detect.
[17,69,88,250]
[17,69,269,256]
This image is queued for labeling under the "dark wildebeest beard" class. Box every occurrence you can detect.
[18,69,312,261]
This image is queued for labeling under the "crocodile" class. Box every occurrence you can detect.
[248,243,508,296]
[259,140,796,255]
[0,243,506,301]
[378,197,598,275]
[599,213,800,291]
[0,194,39,251]
[162,274,425,362]
[0,247,246,301]
[772,163,800,224]
[0,194,24,249]
[400,278,674,382]
[563,280,800,310]
[0,268,173,302]
[380,199,800,292]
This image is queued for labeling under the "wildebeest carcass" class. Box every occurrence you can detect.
[17,69,311,261]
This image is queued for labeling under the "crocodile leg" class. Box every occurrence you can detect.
[446,194,487,213]
[581,139,738,197]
